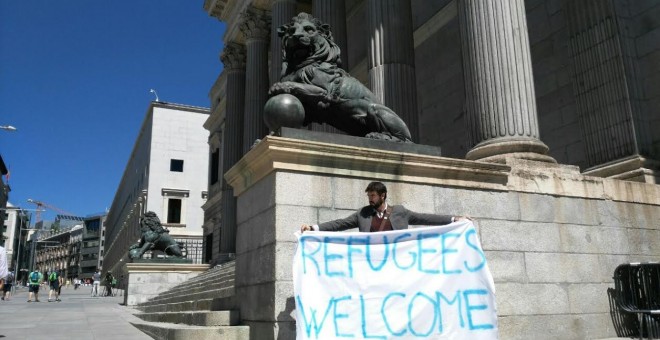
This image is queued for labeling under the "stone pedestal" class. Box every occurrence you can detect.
[583,155,660,184]
[224,135,660,340]
[125,262,209,306]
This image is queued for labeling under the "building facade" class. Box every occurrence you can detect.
[3,206,31,282]
[0,155,9,244]
[103,102,210,279]
[202,0,660,263]
[199,0,660,338]
[2,203,20,265]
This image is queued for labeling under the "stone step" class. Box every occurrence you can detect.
[140,289,234,310]
[139,287,234,309]
[211,295,239,311]
[151,275,234,300]
[138,298,213,313]
[134,310,239,326]
[130,320,249,340]
[141,264,235,304]
[147,282,233,302]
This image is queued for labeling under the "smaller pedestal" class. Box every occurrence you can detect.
[125,262,209,306]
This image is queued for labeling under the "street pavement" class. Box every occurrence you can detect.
[0,284,151,340]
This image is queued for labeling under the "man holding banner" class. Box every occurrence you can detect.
[301,182,470,233]
[294,182,498,339]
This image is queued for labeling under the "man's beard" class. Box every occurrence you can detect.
[369,199,383,209]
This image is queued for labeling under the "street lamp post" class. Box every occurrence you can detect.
[16,225,38,287]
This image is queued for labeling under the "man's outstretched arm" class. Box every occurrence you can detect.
[301,212,360,233]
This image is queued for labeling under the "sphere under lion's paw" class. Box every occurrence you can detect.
[264,93,305,131]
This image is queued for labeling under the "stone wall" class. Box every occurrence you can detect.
[225,136,660,340]
[125,263,209,306]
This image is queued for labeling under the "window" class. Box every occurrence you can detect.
[210,148,219,184]
[167,198,182,224]
[170,159,184,172]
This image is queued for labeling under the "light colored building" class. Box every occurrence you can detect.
[1,203,30,271]
[103,101,210,278]
[0,155,9,244]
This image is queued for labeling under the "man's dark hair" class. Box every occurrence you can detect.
[365,181,387,199]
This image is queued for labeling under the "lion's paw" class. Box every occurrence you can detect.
[269,82,293,95]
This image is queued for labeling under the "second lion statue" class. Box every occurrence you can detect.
[128,211,184,259]
[268,12,413,143]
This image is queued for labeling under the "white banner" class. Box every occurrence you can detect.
[293,221,498,340]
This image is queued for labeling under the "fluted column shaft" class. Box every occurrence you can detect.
[313,0,348,70]
[308,0,347,134]
[218,42,246,257]
[566,1,649,167]
[241,8,271,154]
[270,0,297,85]
[459,0,554,162]
[367,0,419,141]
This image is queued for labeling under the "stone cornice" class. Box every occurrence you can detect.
[126,263,210,273]
[220,42,247,70]
[201,188,223,210]
[225,136,660,206]
[239,7,272,41]
[225,136,511,196]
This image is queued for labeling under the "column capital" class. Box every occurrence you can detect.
[220,42,246,70]
[239,7,271,41]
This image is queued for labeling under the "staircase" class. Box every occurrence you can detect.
[129,261,248,339]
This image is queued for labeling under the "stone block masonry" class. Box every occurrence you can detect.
[224,136,660,340]
[125,263,209,306]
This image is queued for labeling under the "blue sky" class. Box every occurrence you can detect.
[0,1,225,223]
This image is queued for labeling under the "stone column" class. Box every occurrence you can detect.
[367,0,419,141]
[270,0,297,85]
[459,0,555,163]
[309,0,348,134]
[240,8,271,154]
[313,0,348,70]
[565,1,656,182]
[218,42,246,259]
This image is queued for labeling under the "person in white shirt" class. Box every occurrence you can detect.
[0,246,8,291]
[91,269,101,297]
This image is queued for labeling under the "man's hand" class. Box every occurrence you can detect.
[300,224,313,233]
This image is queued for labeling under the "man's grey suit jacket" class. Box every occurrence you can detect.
[318,205,453,232]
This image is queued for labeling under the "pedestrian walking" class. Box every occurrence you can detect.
[2,268,14,301]
[27,270,43,302]
[91,269,101,297]
[48,270,62,302]
[104,272,114,297]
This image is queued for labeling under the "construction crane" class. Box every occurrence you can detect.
[26,198,76,224]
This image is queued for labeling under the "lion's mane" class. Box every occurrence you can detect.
[280,13,343,77]
[141,211,167,234]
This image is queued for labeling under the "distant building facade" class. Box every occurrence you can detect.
[103,102,210,278]
[0,155,9,244]
[1,203,20,265]
[2,205,30,282]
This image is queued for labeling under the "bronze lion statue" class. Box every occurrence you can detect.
[128,211,184,259]
[267,12,413,143]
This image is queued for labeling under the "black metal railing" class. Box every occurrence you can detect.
[612,263,660,339]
